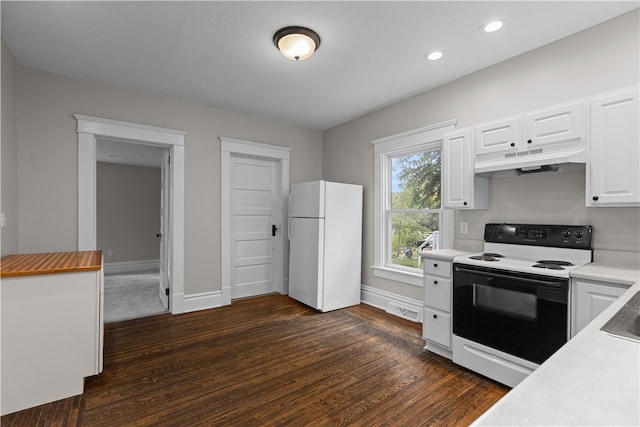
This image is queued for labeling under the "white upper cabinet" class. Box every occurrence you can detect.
[475,102,585,158]
[475,117,519,156]
[524,102,584,147]
[587,87,640,207]
[443,129,488,210]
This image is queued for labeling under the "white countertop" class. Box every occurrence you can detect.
[418,248,473,260]
[473,282,640,426]
[571,262,640,285]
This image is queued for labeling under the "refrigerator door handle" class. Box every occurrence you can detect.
[288,218,292,241]
[288,192,294,217]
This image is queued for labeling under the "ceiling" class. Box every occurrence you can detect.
[2,1,638,132]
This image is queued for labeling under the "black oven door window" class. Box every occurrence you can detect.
[453,264,569,365]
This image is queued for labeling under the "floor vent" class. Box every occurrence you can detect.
[386,302,422,323]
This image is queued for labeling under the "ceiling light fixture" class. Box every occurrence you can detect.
[426,51,443,61]
[273,26,321,61]
[483,20,504,33]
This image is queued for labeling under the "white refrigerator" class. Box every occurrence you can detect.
[288,180,363,312]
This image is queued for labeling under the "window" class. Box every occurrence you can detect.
[372,121,455,286]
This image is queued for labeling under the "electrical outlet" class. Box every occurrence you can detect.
[107,249,114,257]
[460,222,468,234]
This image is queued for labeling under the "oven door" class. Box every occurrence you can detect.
[453,263,569,364]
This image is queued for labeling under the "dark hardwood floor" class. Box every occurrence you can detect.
[2,294,509,426]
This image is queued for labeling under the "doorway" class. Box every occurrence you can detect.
[96,140,169,322]
[75,114,186,314]
[220,137,290,305]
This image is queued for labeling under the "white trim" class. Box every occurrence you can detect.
[361,285,423,322]
[220,137,291,306]
[372,121,456,286]
[372,119,457,152]
[184,291,223,313]
[75,114,186,314]
[104,259,160,275]
[371,266,423,287]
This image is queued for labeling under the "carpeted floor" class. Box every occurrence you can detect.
[104,270,168,323]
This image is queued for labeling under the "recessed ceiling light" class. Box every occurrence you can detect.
[426,51,443,61]
[483,20,504,33]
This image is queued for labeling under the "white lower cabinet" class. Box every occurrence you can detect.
[423,308,451,348]
[571,278,630,337]
[422,256,453,358]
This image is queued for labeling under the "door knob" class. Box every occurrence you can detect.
[156,233,162,238]
[272,224,278,237]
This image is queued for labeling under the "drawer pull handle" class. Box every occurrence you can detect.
[433,314,437,319]
[433,263,438,268]
[433,280,438,285]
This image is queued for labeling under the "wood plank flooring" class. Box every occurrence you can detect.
[1,294,509,426]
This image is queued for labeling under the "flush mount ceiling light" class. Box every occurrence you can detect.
[273,26,321,61]
[482,20,504,33]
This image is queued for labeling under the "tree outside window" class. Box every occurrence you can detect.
[389,150,441,269]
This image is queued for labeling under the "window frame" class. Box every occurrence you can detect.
[372,120,456,286]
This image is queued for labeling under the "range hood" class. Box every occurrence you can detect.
[474,146,586,174]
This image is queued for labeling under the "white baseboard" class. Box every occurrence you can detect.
[104,259,159,275]
[361,285,423,323]
[183,291,223,313]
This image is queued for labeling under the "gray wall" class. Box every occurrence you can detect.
[13,67,322,295]
[1,41,19,256]
[97,162,161,263]
[322,10,640,301]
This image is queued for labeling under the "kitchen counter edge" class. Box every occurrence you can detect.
[571,262,640,285]
[418,248,473,260]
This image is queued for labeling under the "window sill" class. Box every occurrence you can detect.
[372,265,423,287]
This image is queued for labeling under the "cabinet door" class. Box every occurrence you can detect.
[475,117,519,156]
[572,279,628,336]
[587,88,640,206]
[423,308,452,348]
[523,102,584,148]
[443,129,472,208]
[424,259,451,278]
[424,275,451,312]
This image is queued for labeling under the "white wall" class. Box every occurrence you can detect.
[323,10,640,300]
[1,41,19,256]
[97,162,161,263]
[14,67,323,295]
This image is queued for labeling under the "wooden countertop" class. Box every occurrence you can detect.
[0,251,102,278]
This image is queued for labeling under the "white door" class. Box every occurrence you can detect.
[231,156,278,299]
[158,149,170,309]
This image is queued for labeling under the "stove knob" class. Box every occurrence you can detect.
[575,230,584,238]
[562,230,572,238]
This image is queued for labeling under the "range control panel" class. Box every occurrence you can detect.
[484,223,593,249]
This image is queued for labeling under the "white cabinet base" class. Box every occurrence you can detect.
[1,270,103,415]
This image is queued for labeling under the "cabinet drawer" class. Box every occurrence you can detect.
[424,260,451,278]
[423,308,451,348]
[424,275,451,312]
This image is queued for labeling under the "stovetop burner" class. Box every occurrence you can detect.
[469,252,504,262]
[532,263,565,270]
[536,260,574,266]
[532,260,575,270]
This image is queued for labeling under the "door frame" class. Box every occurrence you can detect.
[220,137,291,305]
[75,114,187,314]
